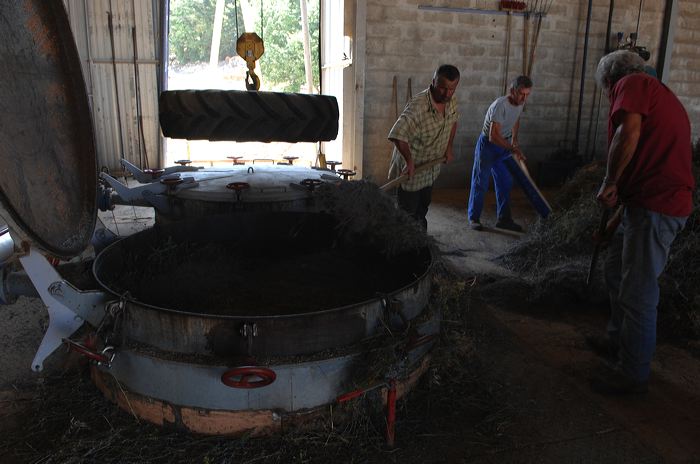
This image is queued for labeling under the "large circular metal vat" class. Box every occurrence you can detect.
[93,211,433,358]
[89,211,438,434]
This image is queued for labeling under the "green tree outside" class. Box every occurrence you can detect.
[169,0,320,93]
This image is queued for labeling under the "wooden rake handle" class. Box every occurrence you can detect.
[586,208,611,288]
[379,157,445,191]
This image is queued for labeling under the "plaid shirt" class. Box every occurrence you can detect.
[388,89,459,191]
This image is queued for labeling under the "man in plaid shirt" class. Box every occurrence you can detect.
[388,64,460,230]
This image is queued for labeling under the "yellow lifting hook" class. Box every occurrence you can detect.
[236,32,264,91]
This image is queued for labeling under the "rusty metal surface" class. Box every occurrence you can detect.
[0,0,96,258]
[92,355,430,436]
[89,318,438,421]
[93,212,433,357]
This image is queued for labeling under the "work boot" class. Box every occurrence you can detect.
[495,218,523,232]
[469,219,483,231]
[585,335,618,361]
[590,362,648,395]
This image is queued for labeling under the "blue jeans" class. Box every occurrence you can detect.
[467,134,513,222]
[604,207,687,383]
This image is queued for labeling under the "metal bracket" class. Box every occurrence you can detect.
[141,189,171,213]
[18,247,106,371]
[46,281,109,327]
[121,158,200,183]
[101,172,166,200]
[100,172,198,213]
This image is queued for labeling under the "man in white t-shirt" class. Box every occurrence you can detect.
[467,75,532,232]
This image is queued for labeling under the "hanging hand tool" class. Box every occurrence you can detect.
[131,26,148,169]
[107,8,126,159]
[392,75,398,119]
[523,10,529,75]
[527,13,543,76]
[502,11,512,95]
[236,32,264,90]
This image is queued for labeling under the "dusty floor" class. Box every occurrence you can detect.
[429,188,700,463]
[1,188,699,463]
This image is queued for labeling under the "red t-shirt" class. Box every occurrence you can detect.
[608,73,695,217]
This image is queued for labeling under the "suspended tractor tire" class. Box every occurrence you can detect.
[159,90,339,143]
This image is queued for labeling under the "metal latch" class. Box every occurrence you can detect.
[240,322,258,357]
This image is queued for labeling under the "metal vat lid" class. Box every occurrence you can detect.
[0,1,96,258]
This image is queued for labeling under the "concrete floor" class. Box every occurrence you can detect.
[428,188,700,463]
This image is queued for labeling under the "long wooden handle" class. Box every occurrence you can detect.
[379,157,444,191]
[586,208,611,287]
[514,157,552,212]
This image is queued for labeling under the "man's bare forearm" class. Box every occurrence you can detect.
[447,122,457,148]
[605,113,641,184]
[511,119,520,148]
[391,139,413,164]
[489,123,517,152]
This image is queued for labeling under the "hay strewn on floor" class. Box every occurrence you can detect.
[498,140,700,341]
[0,268,514,464]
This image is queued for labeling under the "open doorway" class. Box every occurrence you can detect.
[165,0,324,167]
[319,0,348,167]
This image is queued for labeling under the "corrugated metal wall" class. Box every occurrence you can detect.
[64,0,162,172]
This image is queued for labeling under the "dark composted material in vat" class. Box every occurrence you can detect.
[102,215,428,316]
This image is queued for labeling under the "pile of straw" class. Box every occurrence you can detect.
[498,140,700,340]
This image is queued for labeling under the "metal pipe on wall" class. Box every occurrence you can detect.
[605,0,615,53]
[107,4,126,159]
[574,0,594,156]
[657,0,678,82]
[586,0,615,162]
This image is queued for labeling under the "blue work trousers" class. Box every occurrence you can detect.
[604,207,687,383]
[467,134,513,222]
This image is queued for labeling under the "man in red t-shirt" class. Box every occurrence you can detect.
[589,50,694,395]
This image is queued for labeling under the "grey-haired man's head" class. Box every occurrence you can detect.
[595,50,645,92]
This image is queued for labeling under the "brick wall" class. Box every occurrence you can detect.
[669,1,700,129]
[359,0,700,188]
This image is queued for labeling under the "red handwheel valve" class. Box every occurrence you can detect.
[221,366,276,389]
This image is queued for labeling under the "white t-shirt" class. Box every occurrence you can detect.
[481,96,523,141]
